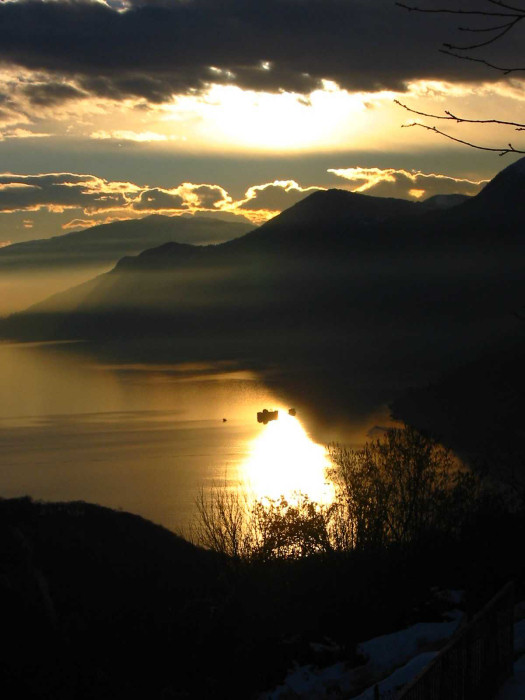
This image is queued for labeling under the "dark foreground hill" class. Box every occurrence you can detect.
[2,493,523,700]
[0,497,222,698]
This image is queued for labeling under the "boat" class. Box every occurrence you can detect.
[257,409,278,424]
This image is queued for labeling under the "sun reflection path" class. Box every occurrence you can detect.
[241,410,334,506]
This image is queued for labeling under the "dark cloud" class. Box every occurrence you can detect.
[0,0,517,105]
[132,188,186,211]
[0,173,129,212]
[0,174,233,217]
[189,184,229,209]
[21,81,87,106]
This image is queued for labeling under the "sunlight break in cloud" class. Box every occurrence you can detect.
[0,128,49,141]
[328,167,487,201]
[91,130,188,143]
[91,130,168,143]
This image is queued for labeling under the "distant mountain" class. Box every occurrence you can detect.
[2,159,524,416]
[0,214,253,270]
[418,194,471,211]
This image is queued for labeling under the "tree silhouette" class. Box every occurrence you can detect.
[396,1,525,155]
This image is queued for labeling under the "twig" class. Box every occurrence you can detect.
[394,100,525,129]
[401,122,525,155]
[439,49,525,73]
[443,16,522,51]
[396,1,525,71]
[396,3,522,18]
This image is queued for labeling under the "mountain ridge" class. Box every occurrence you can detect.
[0,213,253,269]
[2,158,524,358]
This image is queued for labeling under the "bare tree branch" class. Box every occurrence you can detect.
[394,99,525,129]
[401,122,525,155]
[439,48,525,73]
[396,2,524,155]
[488,1,525,14]
[396,3,521,18]
[396,1,525,69]
[444,16,522,51]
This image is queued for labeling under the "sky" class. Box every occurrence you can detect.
[0,0,523,245]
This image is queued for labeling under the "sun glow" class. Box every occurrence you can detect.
[241,410,334,505]
[160,83,378,152]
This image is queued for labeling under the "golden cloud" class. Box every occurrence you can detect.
[237,180,324,214]
[328,167,487,200]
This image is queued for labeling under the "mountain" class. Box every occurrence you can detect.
[468,156,525,210]
[390,334,525,481]
[1,158,524,419]
[0,213,253,316]
[418,194,471,211]
[0,213,253,269]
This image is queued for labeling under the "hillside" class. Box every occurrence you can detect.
[2,495,522,700]
[391,334,525,480]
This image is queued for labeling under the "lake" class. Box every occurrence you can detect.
[0,341,393,533]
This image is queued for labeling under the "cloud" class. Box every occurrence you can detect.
[237,180,324,217]
[132,188,186,211]
[0,127,49,141]
[91,130,169,142]
[328,167,486,200]
[61,216,135,231]
[0,0,513,108]
[131,183,230,212]
[61,218,101,231]
[0,173,135,213]
[0,172,234,221]
[0,167,488,239]
[179,183,231,209]
[21,81,87,106]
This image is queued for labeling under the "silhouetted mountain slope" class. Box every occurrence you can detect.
[0,213,253,269]
[470,157,525,210]
[436,157,525,241]
[391,333,525,479]
[222,189,421,255]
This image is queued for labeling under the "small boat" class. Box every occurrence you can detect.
[257,409,278,424]
[288,408,296,416]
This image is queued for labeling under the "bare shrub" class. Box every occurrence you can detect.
[250,495,333,561]
[191,487,333,562]
[191,486,255,560]
[192,426,482,560]
[328,426,478,549]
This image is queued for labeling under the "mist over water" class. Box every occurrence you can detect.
[0,266,111,316]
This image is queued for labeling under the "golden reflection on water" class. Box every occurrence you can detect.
[241,409,334,505]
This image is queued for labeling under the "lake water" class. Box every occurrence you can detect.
[0,341,392,533]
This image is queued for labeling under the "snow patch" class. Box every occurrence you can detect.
[351,652,438,700]
[261,611,463,699]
